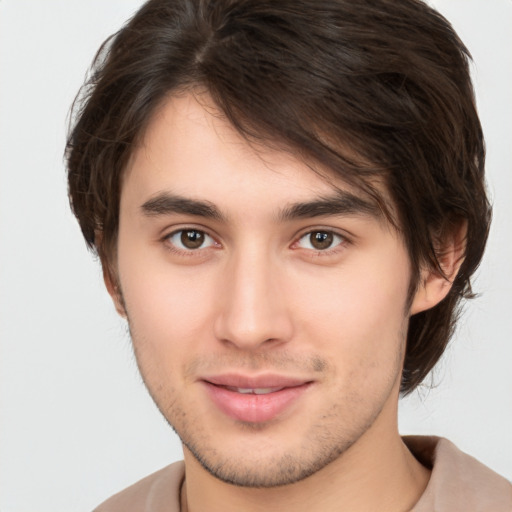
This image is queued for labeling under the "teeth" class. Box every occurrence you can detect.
[236,388,256,394]
[253,387,281,395]
[226,386,283,395]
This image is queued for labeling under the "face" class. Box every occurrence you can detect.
[112,92,420,487]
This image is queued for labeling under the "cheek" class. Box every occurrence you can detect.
[290,254,410,371]
[117,246,218,364]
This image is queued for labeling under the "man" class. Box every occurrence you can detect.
[65,0,512,510]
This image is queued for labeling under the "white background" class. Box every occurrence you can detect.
[0,1,511,511]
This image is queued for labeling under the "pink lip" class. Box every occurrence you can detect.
[201,374,313,423]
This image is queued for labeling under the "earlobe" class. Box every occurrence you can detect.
[410,221,466,315]
[409,269,453,315]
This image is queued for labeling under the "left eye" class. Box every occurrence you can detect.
[296,231,344,251]
[167,229,216,250]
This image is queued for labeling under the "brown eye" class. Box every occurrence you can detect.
[167,229,215,251]
[310,231,333,250]
[181,230,205,249]
[296,230,344,251]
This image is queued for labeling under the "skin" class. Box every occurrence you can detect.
[107,91,456,512]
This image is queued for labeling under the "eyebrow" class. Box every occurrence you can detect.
[279,191,380,221]
[140,190,380,222]
[141,193,224,220]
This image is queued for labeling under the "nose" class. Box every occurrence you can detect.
[213,246,294,351]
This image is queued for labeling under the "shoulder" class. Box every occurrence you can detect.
[405,436,512,512]
[93,460,185,512]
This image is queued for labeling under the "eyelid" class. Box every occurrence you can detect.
[162,226,221,253]
[292,227,351,253]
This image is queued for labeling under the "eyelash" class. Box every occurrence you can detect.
[293,230,348,255]
[163,228,219,256]
[162,227,349,257]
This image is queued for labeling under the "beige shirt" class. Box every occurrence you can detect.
[94,437,512,511]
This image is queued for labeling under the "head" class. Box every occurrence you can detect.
[66,0,490,486]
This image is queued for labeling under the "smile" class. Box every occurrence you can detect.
[224,386,286,395]
[201,375,313,423]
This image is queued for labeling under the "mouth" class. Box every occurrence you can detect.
[223,386,288,395]
[201,374,313,423]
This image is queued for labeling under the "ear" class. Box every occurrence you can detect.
[410,221,467,315]
[96,231,127,318]
[103,264,127,318]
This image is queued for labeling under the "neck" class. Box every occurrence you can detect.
[181,411,430,512]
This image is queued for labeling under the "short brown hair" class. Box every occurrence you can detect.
[66,0,491,394]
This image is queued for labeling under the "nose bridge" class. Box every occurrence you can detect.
[214,240,292,349]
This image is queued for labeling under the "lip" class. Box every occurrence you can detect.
[201,374,313,423]
[203,373,310,389]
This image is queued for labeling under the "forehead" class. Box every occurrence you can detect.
[122,91,387,221]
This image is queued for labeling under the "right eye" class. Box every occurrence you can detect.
[166,229,216,251]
